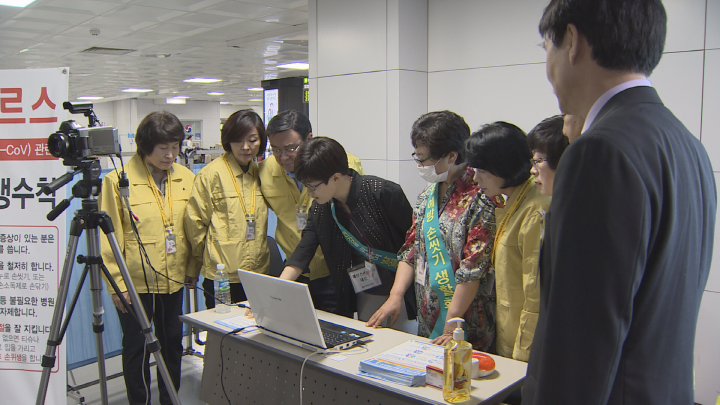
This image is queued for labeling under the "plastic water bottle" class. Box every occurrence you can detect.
[214,264,231,313]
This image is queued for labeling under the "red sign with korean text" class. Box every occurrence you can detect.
[0,138,57,161]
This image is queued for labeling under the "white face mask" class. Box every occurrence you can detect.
[417,162,449,183]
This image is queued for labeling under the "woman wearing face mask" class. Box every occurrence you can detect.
[367,111,496,351]
[185,109,269,308]
[527,115,570,197]
[466,121,550,362]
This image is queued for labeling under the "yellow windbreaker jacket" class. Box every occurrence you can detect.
[258,153,363,280]
[184,153,269,282]
[493,183,550,361]
[99,154,198,295]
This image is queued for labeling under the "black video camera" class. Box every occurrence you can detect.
[47,101,120,166]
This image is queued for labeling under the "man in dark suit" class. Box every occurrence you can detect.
[523,1,716,404]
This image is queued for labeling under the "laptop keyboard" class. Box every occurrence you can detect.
[321,329,357,347]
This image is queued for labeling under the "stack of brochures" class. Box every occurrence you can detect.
[358,340,444,386]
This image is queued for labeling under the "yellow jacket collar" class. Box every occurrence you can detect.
[127,154,177,186]
[224,152,258,178]
[267,155,286,178]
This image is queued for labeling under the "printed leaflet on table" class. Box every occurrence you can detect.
[358,340,444,386]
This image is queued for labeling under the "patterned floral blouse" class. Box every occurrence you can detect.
[398,168,496,351]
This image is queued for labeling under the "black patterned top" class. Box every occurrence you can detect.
[287,170,417,318]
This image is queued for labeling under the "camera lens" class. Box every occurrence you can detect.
[48,132,70,158]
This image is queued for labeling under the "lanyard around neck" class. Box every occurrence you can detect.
[144,163,173,232]
[330,200,399,271]
[223,155,257,220]
[284,172,310,211]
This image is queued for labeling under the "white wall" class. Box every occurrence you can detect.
[311,1,720,403]
[310,0,429,202]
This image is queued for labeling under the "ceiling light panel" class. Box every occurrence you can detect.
[0,0,309,102]
[201,2,278,19]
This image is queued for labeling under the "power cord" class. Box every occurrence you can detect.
[219,326,254,405]
[299,350,323,405]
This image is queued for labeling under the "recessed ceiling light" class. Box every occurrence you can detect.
[207,92,224,96]
[121,88,153,92]
[77,96,104,100]
[184,78,222,83]
[166,98,186,104]
[248,98,262,102]
[0,0,37,7]
[276,62,309,70]
[219,101,230,104]
[247,87,264,92]
[19,48,30,53]
[175,96,189,99]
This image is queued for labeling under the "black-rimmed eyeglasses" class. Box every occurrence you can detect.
[530,157,548,167]
[302,181,325,191]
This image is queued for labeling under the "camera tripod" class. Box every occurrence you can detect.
[35,161,181,405]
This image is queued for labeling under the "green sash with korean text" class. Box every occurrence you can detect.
[424,183,456,339]
[330,200,399,271]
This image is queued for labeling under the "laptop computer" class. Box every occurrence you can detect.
[237,270,373,351]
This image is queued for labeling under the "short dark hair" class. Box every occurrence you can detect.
[527,115,570,170]
[410,111,470,164]
[539,0,666,76]
[135,111,185,158]
[221,109,267,156]
[294,137,348,185]
[466,121,532,188]
[266,110,313,140]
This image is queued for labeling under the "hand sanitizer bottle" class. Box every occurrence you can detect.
[443,317,472,402]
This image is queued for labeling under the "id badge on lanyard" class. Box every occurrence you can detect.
[296,204,308,231]
[416,253,427,285]
[348,261,382,293]
[245,217,256,241]
[165,228,177,254]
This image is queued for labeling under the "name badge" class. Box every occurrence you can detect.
[296,212,308,231]
[416,254,427,286]
[165,233,177,254]
[245,220,256,241]
[348,261,382,293]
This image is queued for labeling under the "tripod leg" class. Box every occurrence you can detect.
[36,217,83,405]
[85,226,110,405]
[100,219,183,405]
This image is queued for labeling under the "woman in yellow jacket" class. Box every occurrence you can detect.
[466,121,550,363]
[185,109,269,308]
[99,111,198,405]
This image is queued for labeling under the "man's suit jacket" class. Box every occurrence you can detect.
[523,86,716,405]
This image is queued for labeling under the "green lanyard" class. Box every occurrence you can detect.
[424,183,456,339]
[329,200,399,271]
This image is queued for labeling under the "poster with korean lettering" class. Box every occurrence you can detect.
[0,67,67,405]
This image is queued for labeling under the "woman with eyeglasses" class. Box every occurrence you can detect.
[366,111,497,351]
[184,109,269,308]
[466,121,550,362]
[278,137,417,331]
[258,110,364,313]
[527,115,570,197]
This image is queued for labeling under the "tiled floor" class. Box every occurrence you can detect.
[66,333,207,405]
